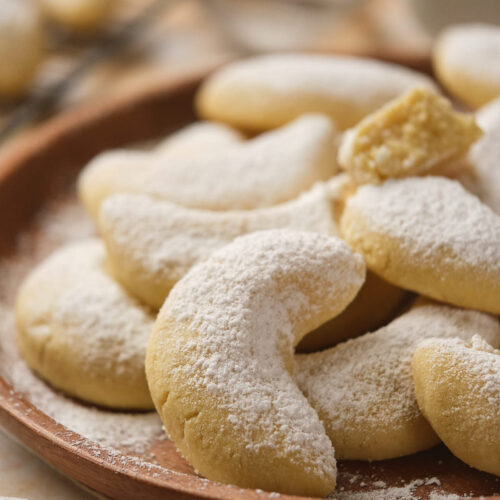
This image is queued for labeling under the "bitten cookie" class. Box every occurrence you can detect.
[297,301,500,460]
[146,230,365,496]
[413,335,500,477]
[341,176,500,314]
[16,240,154,410]
[196,53,437,131]
[434,24,500,108]
[338,87,482,184]
[78,114,338,222]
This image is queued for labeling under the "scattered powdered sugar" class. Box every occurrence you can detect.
[296,302,500,457]
[346,176,500,272]
[156,230,365,481]
[0,194,164,454]
[334,477,452,500]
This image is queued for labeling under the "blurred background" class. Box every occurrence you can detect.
[1,0,500,151]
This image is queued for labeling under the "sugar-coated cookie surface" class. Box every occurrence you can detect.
[464,98,500,214]
[99,178,345,309]
[78,114,338,222]
[338,87,482,184]
[16,240,154,410]
[196,54,437,131]
[146,230,365,496]
[341,177,500,314]
[434,24,500,108]
[296,302,500,460]
[155,121,244,157]
[413,335,500,477]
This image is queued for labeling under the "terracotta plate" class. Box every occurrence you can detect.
[0,69,498,500]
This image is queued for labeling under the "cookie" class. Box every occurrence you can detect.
[99,178,344,309]
[78,114,338,222]
[146,230,365,496]
[196,53,437,131]
[338,87,482,184]
[40,0,115,31]
[16,240,154,409]
[156,121,244,157]
[0,0,44,97]
[297,301,500,460]
[462,97,500,214]
[434,24,500,108]
[413,335,500,476]
[341,176,500,314]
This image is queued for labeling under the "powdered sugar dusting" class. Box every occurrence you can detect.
[99,177,344,303]
[145,114,337,210]
[346,176,500,272]
[17,239,155,407]
[156,230,365,481]
[156,121,244,156]
[419,335,500,426]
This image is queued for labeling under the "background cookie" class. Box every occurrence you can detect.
[297,301,500,460]
[146,230,365,496]
[341,176,500,314]
[463,97,500,214]
[16,240,154,410]
[0,0,45,97]
[196,53,437,131]
[413,335,500,477]
[434,24,500,108]
[79,114,338,221]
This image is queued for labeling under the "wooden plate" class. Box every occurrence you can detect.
[0,68,498,500]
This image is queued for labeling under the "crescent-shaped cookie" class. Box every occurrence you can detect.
[98,177,346,309]
[146,230,365,496]
[196,53,437,131]
[78,114,338,221]
[16,240,154,410]
[296,301,500,460]
[341,176,500,314]
[413,335,500,476]
[434,24,500,108]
